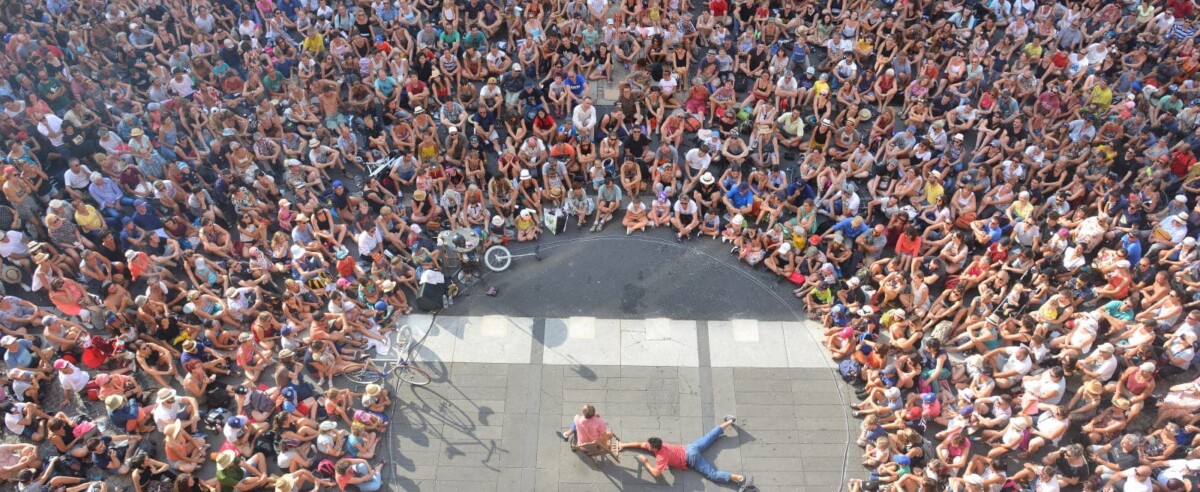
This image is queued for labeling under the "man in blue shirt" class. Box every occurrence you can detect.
[724,182,756,216]
[825,216,869,241]
[1121,232,1143,266]
[131,199,166,236]
[1,336,45,370]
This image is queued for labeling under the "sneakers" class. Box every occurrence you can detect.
[738,476,754,492]
[555,431,570,442]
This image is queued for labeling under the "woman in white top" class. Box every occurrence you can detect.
[622,201,648,235]
[52,360,89,405]
[1022,406,1069,456]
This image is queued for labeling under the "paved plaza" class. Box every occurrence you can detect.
[373,312,853,491]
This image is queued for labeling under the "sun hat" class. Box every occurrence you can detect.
[130,128,144,137]
[365,383,382,396]
[308,139,320,148]
[412,189,427,201]
[215,450,238,469]
[381,280,397,292]
[278,348,295,359]
[700,172,715,185]
[157,388,177,403]
[491,216,505,227]
[53,359,69,370]
[1084,380,1104,395]
[104,394,126,412]
[319,421,338,431]
[519,169,532,180]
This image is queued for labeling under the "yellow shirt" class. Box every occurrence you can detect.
[1023,42,1043,59]
[74,205,105,233]
[1009,201,1033,221]
[301,34,325,53]
[1089,86,1113,108]
[924,181,944,205]
[813,80,830,97]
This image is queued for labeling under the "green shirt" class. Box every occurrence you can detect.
[1103,300,1135,321]
[216,459,244,489]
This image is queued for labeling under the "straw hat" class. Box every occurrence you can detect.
[413,190,427,201]
[0,265,20,284]
[319,421,338,431]
[104,394,126,412]
[1083,380,1104,395]
[215,450,238,469]
[164,420,183,439]
[380,280,397,293]
[275,476,296,492]
[365,383,382,396]
[31,252,49,264]
[130,128,144,137]
[157,388,178,403]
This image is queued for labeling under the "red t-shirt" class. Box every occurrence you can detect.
[644,442,688,471]
[1170,0,1195,19]
[709,0,728,16]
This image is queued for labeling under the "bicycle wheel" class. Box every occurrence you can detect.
[345,368,382,385]
[394,325,413,356]
[483,245,512,272]
[396,363,432,386]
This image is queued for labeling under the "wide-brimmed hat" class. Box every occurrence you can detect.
[157,388,178,403]
[700,172,715,185]
[104,394,126,411]
[215,450,238,469]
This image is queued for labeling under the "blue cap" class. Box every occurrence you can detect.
[374,300,388,311]
[121,217,134,226]
[281,325,295,336]
[282,401,297,413]
[227,416,246,428]
[333,180,344,188]
[281,387,296,400]
[134,199,148,208]
[895,455,911,466]
[178,162,189,169]
[921,393,936,403]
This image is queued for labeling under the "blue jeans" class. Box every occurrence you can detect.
[685,425,731,483]
[100,196,137,220]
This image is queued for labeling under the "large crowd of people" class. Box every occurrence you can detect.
[0,0,1198,489]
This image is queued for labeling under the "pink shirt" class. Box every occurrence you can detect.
[643,442,688,472]
[573,414,608,444]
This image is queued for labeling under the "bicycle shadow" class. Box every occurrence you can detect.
[391,387,509,472]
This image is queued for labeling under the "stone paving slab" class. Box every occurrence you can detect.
[377,358,853,491]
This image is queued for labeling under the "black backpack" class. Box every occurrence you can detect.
[253,430,279,458]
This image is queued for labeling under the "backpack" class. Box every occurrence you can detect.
[838,359,862,384]
[253,430,279,458]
